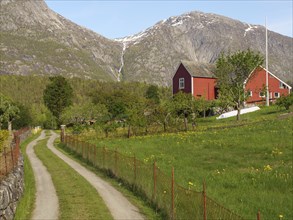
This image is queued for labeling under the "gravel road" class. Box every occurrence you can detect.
[47,131,144,220]
[26,131,59,220]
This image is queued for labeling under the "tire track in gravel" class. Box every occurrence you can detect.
[26,131,59,220]
[47,131,144,220]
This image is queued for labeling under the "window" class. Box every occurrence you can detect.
[179,78,185,89]
[247,90,253,97]
[259,92,265,98]
[279,82,284,89]
[274,92,280,98]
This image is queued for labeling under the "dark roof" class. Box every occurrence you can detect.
[181,61,216,78]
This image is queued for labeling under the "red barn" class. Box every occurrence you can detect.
[173,61,291,104]
[172,61,217,100]
[244,66,291,104]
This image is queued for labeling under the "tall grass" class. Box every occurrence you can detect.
[82,106,292,219]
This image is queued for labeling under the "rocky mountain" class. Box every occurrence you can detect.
[0,0,122,81]
[0,0,292,86]
[118,12,292,86]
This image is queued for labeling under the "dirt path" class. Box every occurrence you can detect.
[47,131,144,220]
[26,131,59,220]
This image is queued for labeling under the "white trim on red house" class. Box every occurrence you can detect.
[191,77,194,95]
[179,78,185,89]
[244,66,292,92]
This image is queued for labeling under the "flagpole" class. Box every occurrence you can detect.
[266,17,269,106]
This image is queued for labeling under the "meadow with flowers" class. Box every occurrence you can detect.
[80,106,292,219]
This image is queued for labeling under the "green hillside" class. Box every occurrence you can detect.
[0,32,112,81]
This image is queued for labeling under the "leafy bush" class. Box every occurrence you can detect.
[276,93,293,110]
[0,130,9,152]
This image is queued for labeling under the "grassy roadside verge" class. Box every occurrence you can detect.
[54,138,163,220]
[14,132,41,220]
[34,137,113,220]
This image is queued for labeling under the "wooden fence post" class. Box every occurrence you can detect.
[82,141,85,158]
[94,145,97,166]
[10,145,14,169]
[171,167,175,220]
[153,161,157,201]
[257,210,260,220]
[115,149,118,175]
[4,148,8,174]
[203,180,207,220]
[60,125,66,143]
[87,143,93,162]
[134,155,136,182]
[103,147,106,168]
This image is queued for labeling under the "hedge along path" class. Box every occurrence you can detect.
[47,131,145,220]
[25,130,59,220]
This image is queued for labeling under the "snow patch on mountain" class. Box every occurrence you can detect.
[244,23,258,37]
[168,15,192,27]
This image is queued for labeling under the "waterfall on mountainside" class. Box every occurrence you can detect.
[118,42,127,82]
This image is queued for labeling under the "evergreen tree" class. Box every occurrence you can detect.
[43,76,73,124]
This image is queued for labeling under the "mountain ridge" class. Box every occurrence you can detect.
[0,0,292,86]
[118,11,292,86]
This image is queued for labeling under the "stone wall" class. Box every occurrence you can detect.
[0,156,24,220]
[0,130,30,220]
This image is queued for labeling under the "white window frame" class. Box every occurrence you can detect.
[279,82,284,89]
[179,78,185,89]
[259,92,265,98]
[248,91,253,97]
[274,92,280,98]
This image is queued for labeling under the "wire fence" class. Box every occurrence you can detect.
[62,134,243,220]
[0,128,30,181]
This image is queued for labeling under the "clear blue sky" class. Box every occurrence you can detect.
[45,0,292,39]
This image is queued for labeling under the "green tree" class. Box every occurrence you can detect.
[170,91,197,131]
[0,94,20,132]
[13,104,32,129]
[154,101,171,132]
[30,104,56,128]
[125,96,147,137]
[145,85,160,104]
[43,76,73,124]
[61,102,108,125]
[215,49,264,120]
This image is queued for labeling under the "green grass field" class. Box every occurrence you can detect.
[34,136,113,220]
[81,106,292,219]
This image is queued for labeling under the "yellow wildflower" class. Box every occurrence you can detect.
[264,165,272,171]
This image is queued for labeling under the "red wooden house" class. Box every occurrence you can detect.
[172,61,217,100]
[244,66,291,104]
[173,61,291,104]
